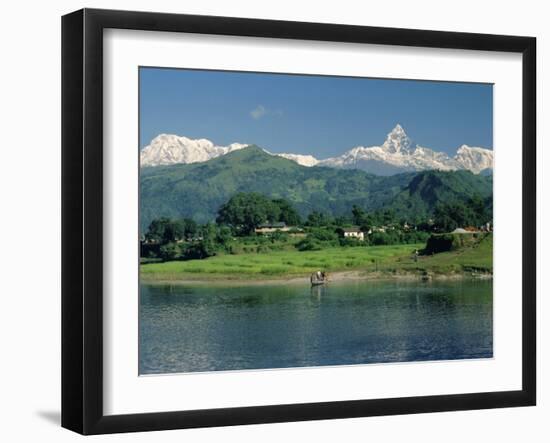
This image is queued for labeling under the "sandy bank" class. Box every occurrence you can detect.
[141,269,492,286]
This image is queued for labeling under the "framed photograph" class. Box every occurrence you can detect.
[62,8,536,435]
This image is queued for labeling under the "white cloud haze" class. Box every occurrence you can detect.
[250,105,283,120]
[250,105,267,119]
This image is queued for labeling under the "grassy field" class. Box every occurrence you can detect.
[140,234,492,282]
[391,233,492,274]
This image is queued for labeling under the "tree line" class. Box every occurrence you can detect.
[142,192,492,261]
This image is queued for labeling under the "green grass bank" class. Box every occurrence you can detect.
[140,233,492,282]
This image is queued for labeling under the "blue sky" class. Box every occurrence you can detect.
[139,67,493,158]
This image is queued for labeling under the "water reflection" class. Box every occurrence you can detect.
[310,284,326,301]
[139,279,493,374]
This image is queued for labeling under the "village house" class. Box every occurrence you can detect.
[452,226,483,234]
[342,227,365,241]
[371,226,387,233]
[254,222,292,234]
[451,227,468,234]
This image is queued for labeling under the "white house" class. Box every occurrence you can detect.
[342,227,365,241]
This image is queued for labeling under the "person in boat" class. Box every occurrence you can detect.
[311,271,327,284]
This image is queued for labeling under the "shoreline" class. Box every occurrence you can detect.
[140,269,493,286]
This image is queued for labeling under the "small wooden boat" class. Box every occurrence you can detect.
[310,271,328,286]
[310,279,326,286]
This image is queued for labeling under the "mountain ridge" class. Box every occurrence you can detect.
[140,124,493,176]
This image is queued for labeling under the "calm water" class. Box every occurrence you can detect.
[139,279,493,374]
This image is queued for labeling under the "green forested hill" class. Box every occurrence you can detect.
[140,146,492,230]
[388,169,493,220]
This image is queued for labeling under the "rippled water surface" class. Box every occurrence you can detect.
[139,279,492,374]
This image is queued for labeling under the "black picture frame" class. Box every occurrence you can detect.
[62,8,536,435]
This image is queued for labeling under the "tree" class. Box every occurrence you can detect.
[272,198,301,226]
[145,217,183,244]
[306,211,332,227]
[200,222,218,253]
[159,242,180,261]
[468,194,489,225]
[216,192,276,234]
[145,217,168,242]
[184,223,218,259]
[183,241,216,260]
[333,215,350,227]
[381,209,397,225]
[433,201,476,232]
[182,218,198,239]
[351,205,367,226]
[216,193,301,235]
[215,225,233,251]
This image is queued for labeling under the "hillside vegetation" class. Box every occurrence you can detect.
[140,146,492,231]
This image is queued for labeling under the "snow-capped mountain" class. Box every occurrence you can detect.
[140,134,248,167]
[380,123,415,154]
[317,124,492,175]
[140,125,493,175]
[453,145,494,174]
[277,153,320,167]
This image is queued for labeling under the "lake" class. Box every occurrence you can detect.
[139,279,493,375]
